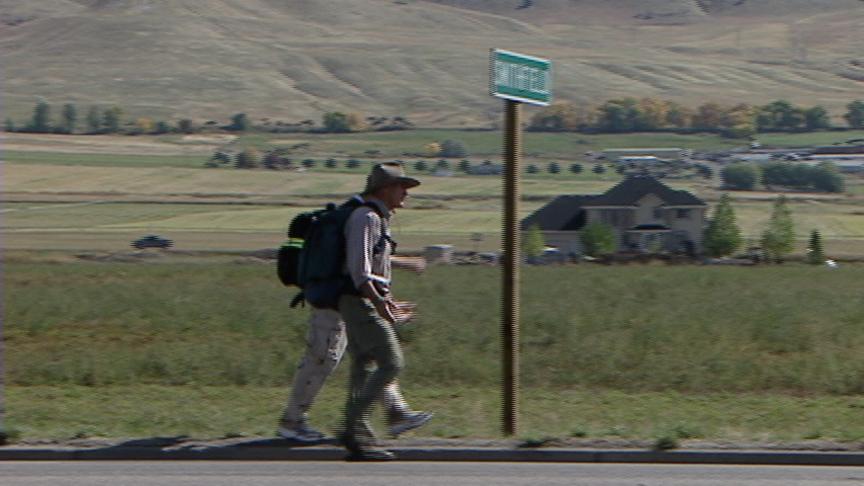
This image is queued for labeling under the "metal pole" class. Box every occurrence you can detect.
[502,99,521,436]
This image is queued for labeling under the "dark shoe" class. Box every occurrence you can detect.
[345,448,396,462]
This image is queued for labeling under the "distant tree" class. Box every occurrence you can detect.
[324,158,338,168]
[153,121,171,134]
[439,139,468,158]
[86,106,102,133]
[703,193,742,257]
[756,100,805,131]
[323,112,350,133]
[806,229,825,265]
[210,151,232,164]
[413,160,428,172]
[134,117,154,135]
[4,118,16,132]
[635,97,671,130]
[529,102,580,131]
[547,161,560,174]
[435,159,450,170]
[580,221,616,257]
[812,162,845,193]
[844,100,864,129]
[30,100,51,133]
[723,103,757,138]
[665,101,693,128]
[302,158,317,168]
[235,148,260,169]
[227,113,249,131]
[522,223,545,259]
[346,112,367,132]
[721,163,759,190]
[696,164,713,179]
[760,195,795,263]
[424,142,441,157]
[595,98,640,132]
[691,102,726,130]
[569,163,583,174]
[525,164,539,174]
[177,118,196,134]
[458,159,472,173]
[803,106,831,130]
[346,158,361,169]
[102,106,123,133]
[60,103,77,134]
[592,164,606,174]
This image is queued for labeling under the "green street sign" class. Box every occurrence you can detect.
[490,48,551,106]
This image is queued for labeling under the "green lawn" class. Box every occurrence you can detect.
[5,261,864,442]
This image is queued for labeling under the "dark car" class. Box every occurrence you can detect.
[131,234,174,250]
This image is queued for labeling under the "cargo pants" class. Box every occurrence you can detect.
[338,294,405,444]
[280,308,408,428]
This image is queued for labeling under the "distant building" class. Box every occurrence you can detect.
[602,148,684,161]
[521,175,707,256]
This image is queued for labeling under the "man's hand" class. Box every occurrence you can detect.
[372,297,397,324]
[391,255,426,274]
[392,300,417,325]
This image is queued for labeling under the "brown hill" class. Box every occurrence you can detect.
[1,0,862,126]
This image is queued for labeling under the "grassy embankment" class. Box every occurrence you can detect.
[5,260,864,441]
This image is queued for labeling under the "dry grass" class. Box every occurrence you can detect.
[1,1,862,125]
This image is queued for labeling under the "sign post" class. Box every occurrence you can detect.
[490,48,551,436]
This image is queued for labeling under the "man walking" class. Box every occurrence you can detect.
[277,172,431,446]
[339,162,424,461]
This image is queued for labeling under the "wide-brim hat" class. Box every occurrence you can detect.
[364,162,421,194]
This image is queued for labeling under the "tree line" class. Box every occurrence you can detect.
[4,101,413,135]
[529,98,864,138]
[721,161,845,193]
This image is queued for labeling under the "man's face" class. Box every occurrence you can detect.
[381,183,409,210]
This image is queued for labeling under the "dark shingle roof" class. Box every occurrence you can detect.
[585,176,705,206]
[520,195,596,231]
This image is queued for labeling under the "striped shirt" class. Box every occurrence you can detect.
[343,197,392,294]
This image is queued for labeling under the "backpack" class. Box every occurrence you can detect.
[277,198,386,309]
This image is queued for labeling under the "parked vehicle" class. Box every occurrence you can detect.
[131,234,173,250]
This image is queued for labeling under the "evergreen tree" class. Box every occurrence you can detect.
[721,163,759,190]
[30,100,51,133]
[522,223,545,259]
[324,158,338,168]
[703,194,742,257]
[569,163,583,174]
[806,229,825,265]
[580,222,616,257]
[458,159,472,173]
[4,118,16,132]
[346,158,361,169]
[413,160,427,172]
[844,100,864,129]
[760,195,795,263]
[526,164,539,174]
[548,161,560,174]
[227,113,249,131]
[323,112,350,133]
[60,103,77,134]
[102,106,123,133]
[592,164,606,174]
[234,148,260,169]
[86,106,102,133]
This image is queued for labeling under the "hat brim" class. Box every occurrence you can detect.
[397,176,421,188]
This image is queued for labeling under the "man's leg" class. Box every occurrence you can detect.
[278,308,347,440]
[339,294,403,454]
[382,381,433,437]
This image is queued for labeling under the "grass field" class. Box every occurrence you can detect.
[4,260,864,441]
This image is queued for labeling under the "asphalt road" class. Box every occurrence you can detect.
[2,461,864,486]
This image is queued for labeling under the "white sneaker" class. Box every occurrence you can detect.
[389,411,433,437]
[277,423,327,442]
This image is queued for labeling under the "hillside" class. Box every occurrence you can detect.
[1,0,862,126]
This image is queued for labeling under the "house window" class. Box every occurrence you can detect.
[676,209,691,219]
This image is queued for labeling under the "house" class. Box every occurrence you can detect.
[521,175,707,255]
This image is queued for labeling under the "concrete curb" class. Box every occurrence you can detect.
[3,445,864,465]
